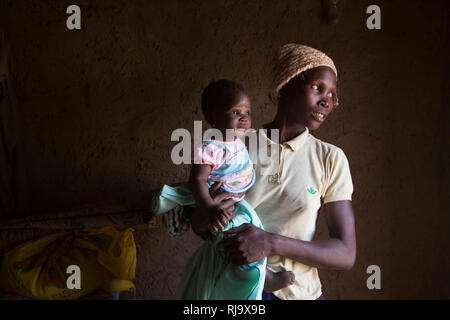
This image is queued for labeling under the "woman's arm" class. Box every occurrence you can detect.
[221,200,356,270]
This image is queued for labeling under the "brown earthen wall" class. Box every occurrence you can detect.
[1,0,448,298]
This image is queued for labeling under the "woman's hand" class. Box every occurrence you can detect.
[208,182,245,231]
[210,207,234,232]
[220,200,356,270]
[190,182,241,237]
[221,224,273,265]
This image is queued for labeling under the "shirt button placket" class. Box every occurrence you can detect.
[278,145,286,184]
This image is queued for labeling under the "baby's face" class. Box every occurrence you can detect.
[215,92,252,138]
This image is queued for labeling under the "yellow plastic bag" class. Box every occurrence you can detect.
[0,226,136,299]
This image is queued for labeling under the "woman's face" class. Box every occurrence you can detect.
[278,66,338,131]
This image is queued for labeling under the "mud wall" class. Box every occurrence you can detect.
[1,0,449,299]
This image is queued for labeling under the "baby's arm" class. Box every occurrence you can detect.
[190,164,231,231]
[190,164,215,208]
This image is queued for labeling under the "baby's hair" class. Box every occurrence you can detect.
[201,79,246,124]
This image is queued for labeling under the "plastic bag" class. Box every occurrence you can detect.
[0,226,136,299]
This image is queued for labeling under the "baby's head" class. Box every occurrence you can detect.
[201,79,251,139]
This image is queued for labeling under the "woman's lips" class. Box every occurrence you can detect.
[312,111,326,122]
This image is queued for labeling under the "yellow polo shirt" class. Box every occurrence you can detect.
[244,127,353,300]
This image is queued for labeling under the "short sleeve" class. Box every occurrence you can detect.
[323,148,353,204]
[192,141,226,171]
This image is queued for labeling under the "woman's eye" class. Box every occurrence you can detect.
[232,110,239,115]
[312,84,319,90]
[245,111,250,115]
[327,92,334,98]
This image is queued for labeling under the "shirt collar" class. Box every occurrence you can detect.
[283,127,309,151]
[261,127,310,152]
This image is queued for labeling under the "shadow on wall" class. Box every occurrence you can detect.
[0,29,30,222]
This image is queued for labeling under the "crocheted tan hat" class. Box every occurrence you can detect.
[270,43,337,103]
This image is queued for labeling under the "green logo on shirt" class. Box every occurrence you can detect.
[307,187,317,195]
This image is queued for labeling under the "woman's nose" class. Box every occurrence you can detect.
[319,99,329,108]
[319,100,329,109]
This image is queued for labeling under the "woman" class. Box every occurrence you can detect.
[190,43,356,300]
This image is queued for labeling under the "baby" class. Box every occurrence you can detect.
[152,79,294,299]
